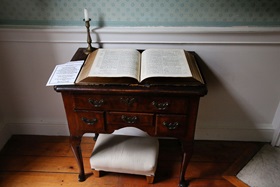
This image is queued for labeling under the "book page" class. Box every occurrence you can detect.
[89,49,141,81]
[46,60,84,86]
[140,49,192,81]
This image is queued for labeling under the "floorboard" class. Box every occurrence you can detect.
[0,135,263,187]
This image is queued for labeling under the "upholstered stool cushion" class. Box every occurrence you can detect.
[89,133,159,179]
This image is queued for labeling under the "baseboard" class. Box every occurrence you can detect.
[6,123,70,136]
[3,123,273,142]
[195,128,273,142]
[0,124,12,150]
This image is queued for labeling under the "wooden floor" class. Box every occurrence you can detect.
[0,135,264,187]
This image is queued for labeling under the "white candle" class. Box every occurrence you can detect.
[84,8,89,21]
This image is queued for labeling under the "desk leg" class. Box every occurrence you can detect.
[179,141,193,187]
[70,136,86,182]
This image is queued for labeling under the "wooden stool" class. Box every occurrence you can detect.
[90,133,159,183]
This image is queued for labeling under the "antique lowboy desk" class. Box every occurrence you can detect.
[55,48,207,187]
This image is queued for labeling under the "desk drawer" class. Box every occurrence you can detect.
[139,97,188,113]
[74,94,188,114]
[106,112,154,127]
[155,114,188,137]
[74,111,105,132]
[74,95,125,111]
[74,94,142,111]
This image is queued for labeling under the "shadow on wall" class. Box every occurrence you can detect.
[92,14,105,48]
[194,54,267,140]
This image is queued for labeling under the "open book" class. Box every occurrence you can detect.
[76,48,204,85]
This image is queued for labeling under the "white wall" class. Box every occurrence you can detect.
[0,26,280,149]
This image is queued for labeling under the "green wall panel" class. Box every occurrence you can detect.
[0,0,279,27]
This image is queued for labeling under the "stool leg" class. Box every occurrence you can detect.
[93,170,100,177]
[146,176,154,184]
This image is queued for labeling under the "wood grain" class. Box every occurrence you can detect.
[0,135,263,187]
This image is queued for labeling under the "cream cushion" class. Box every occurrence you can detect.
[90,133,159,176]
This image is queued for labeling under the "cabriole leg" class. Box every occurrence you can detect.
[70,136,86,182]
[179,141,193,187]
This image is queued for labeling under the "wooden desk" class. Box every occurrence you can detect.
[55,48,207,187]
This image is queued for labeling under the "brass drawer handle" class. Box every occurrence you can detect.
[163,122,179,130]
[120,97,136,106]
[152,101,169,110]
[121,115,138,124]
[88,98,104,107]
[81,117,98,125]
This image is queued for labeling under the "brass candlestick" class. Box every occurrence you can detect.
[83,18,94,54]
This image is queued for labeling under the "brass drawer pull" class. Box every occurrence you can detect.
[152,101,169,110]
[121,115,138,124]
[88,98,104,107]
[120,97,136,106]
[163,122,179,130]
[81,117,98,125]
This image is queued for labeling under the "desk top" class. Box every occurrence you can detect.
[55,48,207,97]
